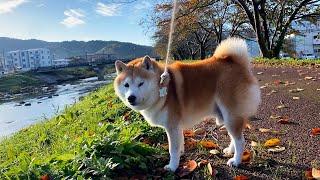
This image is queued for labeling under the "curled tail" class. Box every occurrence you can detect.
[214,37,250,67]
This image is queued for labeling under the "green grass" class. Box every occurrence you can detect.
[0,84,169,179]
[253,58,320,66]
[0,73,43,93]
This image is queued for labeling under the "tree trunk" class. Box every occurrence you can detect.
[200,44,206,59]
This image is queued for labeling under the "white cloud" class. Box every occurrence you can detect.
[61,9,85,28]
[96,2,119,17]
[0,0,28,14]
[134,1,152,10]
[36,3,46,8]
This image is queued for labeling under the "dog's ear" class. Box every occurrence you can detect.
[115,60,127,74]
[142,55,153,71]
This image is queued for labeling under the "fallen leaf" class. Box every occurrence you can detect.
[276,105,287,109]
[277,116,290,124]
[289,88,304,93]
[312,168,320,179]
[311,128,320,136]
[209,149,220,155]
[198,159,209,167]
[185,138,198,150]
[317,89,320,91]
[194,128,206,135]
[260,85,267,89]
[305,76,313,80]
[251,141,258,147]
[142,138,152,145]
[293,96,300,100]
[234,175,249,180]
[305,169,314,180]
[207,162,218,176]
[177,160,197,177]
[242,150,251,163]
[259,128,271,133]
[267,90,277,95]
[257,72,263,75]
[200,140,219,149]
[183,130,195,137]
[40,175,50,180]
[267,146,286,153]
[270,115,281,119]
[264,138,280,147]
[161,143,169,150]
[272,74,280,77]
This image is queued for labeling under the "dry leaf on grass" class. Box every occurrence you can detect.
[276,105,287,109]
[251,141,258,147]
[267,146,286,153]
[209,149,220,155]
[197,159,209,167]
[207,162,218,176]
[259,128,271,133]
[242,150,251,163]
[183,130,195,137]
[177,160,197,177]
[267,90,277,96]
[185,138,198,150]
[293,96,300,100]
[305,76,313,80]
[260,85,267,89]
[257,72,263,75]
[264,138,280,147]
[270,115,282,119]
[200,140,219,149]
[311,128,320,136]
[40,175,50,180]
[234,175,249,180]
[289,88,304,93]
[161,143,169,150]
[194,128,206,135]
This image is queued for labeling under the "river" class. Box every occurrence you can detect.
[0,76,113,138]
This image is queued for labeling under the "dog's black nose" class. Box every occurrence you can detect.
[128,95,136,105]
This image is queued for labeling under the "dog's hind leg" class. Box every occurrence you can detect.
[214,103,224,126]
[225,116,245,167]
[164,124,184,171]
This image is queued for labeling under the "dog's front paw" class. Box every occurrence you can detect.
[227,158,241,167]
[164,164,178,172]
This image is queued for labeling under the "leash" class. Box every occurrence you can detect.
[159,0,178,97]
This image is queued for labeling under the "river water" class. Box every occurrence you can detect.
[0,76,113,138]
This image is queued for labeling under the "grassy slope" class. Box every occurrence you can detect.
[0,73,42,93]
[1,58,319,178]
[0,84,169,179]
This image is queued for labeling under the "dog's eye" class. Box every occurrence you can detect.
[124,83,129,88]
[138,82,144,87]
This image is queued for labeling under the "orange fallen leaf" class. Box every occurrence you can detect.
[183,130,195,137]
[305,169,314,180]
[177,160,197,177]
[242,150,251,163]
[185,138,198,150]
[40,175,50,180]
[311,128,320,136]
[194,128,206,135]
[234,175,249,180]
[200,140,219,149]
[264,138,280,147]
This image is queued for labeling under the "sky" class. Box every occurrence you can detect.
[0,0,156,46]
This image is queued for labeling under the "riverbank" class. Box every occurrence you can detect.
[0,66,113,103]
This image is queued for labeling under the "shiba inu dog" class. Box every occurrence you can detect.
[114,38,261,171]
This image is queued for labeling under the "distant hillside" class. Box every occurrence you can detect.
[0,37,156,59]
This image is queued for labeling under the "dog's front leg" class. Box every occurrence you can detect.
[164,125,183,172]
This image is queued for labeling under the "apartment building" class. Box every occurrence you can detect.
[4,48,53,72]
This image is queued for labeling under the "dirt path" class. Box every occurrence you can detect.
[180,65,320,179]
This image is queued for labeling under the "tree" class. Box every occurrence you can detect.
[235,0,320,58]
[151,0,249,60]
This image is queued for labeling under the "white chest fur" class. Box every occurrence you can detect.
[140,107,168,128]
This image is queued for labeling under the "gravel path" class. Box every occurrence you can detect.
[180,65,320,179]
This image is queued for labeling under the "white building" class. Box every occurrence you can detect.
[53,59,71,67]
[0,55,5,76]
[290,20,320,58]
[4,48,53,72]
